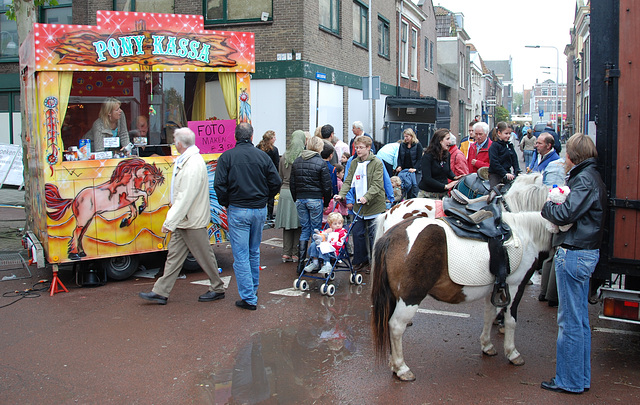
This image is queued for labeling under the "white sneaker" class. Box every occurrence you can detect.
[303,261,319,273]
[318,262,332,275]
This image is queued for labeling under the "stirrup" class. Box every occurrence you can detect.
[491,284,510,308]
[451,189,470,205]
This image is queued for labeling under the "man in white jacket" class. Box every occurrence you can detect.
[139,127,225,305]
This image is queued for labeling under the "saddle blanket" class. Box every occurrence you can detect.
[441,223,523,286]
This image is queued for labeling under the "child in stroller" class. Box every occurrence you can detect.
[303,212,347,275]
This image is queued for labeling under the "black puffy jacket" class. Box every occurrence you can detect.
[541,158,606,250]
[290,151,332,207]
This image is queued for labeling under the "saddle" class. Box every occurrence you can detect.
[454,172,491,199]
[441,194,511,242]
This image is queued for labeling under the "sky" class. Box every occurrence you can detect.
[433,0,577,91]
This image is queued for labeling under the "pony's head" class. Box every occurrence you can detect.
[504,173,548,212]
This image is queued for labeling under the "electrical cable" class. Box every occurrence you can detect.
[0,280,50,309]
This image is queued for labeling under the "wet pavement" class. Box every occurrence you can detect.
[2,174,640,404]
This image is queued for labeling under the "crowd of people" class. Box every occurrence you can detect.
[135,117,605,396]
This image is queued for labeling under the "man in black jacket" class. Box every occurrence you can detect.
[543,121,562,154]
[214,123,281,310]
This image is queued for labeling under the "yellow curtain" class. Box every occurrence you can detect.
[58,72,73,125]
[219,72,237,120]
[191,72,206,121]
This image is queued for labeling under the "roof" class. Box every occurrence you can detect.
[484,60,512,82]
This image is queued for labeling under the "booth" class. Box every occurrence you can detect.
[20,11,254,281]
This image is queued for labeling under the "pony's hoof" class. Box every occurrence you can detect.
[139,205,146,214]
[120,218,130,228]
[483,347,498,356]
[78,252,87,258]
[68,253,81,260]
[394,370,416,382]
[510,355,525,366]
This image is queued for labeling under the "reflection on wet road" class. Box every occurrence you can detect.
[197,284,369,404]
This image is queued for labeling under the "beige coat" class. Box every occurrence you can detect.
[163,146,210,231]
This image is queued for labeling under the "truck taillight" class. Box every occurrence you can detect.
[603,298,640,321]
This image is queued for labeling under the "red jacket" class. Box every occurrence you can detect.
[449,145,469,178]
[467,139,492,173]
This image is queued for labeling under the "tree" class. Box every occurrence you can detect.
[7,1,59,232]
[495,106,510,123]
[513,92,523,115]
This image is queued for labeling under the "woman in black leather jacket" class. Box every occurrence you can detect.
[395,128,423,198]
[540,133,606,395]
[290,136,332,272]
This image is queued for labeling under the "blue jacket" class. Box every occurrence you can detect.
[529,149,560,173]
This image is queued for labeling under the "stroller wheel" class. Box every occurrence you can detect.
[300,280,309,291]
[326,284,336,296]
[329,271,336,281]
[293,279,301,290]
[349,273,355,284]
[320,283,328,295]
[354,273,363,285]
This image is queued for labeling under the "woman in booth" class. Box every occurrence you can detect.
[85,97,131,155]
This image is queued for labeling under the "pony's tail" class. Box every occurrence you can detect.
[373,212,387,245]
[370,234,396,360]
[45,183,73,221]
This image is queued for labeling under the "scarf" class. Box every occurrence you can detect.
[283,130,306,168]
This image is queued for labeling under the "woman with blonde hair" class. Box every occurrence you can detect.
[85,97,130,154]
[395,128,423,198]
[257,130,280,220]
[290,136,332,273]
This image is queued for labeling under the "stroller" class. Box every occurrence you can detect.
[292,208,363,296]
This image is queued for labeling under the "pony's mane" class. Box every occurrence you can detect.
[504,173,547,212]
[502,211,552,253]
[109,158,147,184]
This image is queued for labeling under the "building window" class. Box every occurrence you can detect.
[429,40,434,71]
[320,0,340,34]
[378,15,389,58]
[542,88,548,96]
[115,0,174,13]
[203,0,272,24]
[459,52,465,89]
[424,37,429,70]
[0,7,18,61]
[353,1,367,47]
[410,27,418,79]
[40,0,72,24]
[400,21,408,77]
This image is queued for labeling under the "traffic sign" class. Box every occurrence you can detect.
[316,72,327,81]
[539,109,544,117]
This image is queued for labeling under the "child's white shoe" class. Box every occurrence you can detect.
[303,261,319,273]
[318,262,332,275]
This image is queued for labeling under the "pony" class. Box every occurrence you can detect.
[374,173,547,242]
[45,158,165,260]
[371,211,553,381]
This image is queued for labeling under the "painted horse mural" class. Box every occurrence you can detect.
[45,158,165,260]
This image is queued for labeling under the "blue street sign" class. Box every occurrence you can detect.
[539,109,544,117]
[316,72,327,81]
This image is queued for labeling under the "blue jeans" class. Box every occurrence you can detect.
[351,216,377,265]
[523,150,534,168]
[227,205,267,306]
[295,199,323,242]
[307,241,336,262]
[553,247,599,392]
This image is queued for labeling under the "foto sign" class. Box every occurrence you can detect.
[188,120,237,153]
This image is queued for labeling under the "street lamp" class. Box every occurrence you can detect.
[526,45,562,136]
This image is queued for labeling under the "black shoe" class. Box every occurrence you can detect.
[198,291,225,302]
[541,379,583,394]
[235,299,257,311]
[538,293,548,302]
[139,291,168,305]
[548,300,558,308]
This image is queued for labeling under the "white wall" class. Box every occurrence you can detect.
[309,80,344,141]
[250,79,287,152]
[348,88,371,139]
[375,95,387,141]
[0,114,10,144]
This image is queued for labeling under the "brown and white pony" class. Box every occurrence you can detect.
[370,211,552,381]
[374,173,546,242]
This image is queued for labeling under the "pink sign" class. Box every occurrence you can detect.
[188,120,237,153]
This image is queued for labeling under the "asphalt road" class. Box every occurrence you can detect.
[1,223,640,404]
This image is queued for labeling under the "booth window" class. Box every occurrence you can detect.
[204,0,273,24]
[39,0,72,24]
[352,1,367,48]
[319,0,340,35]
[0,7,18,62]
[114,0,175,13]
